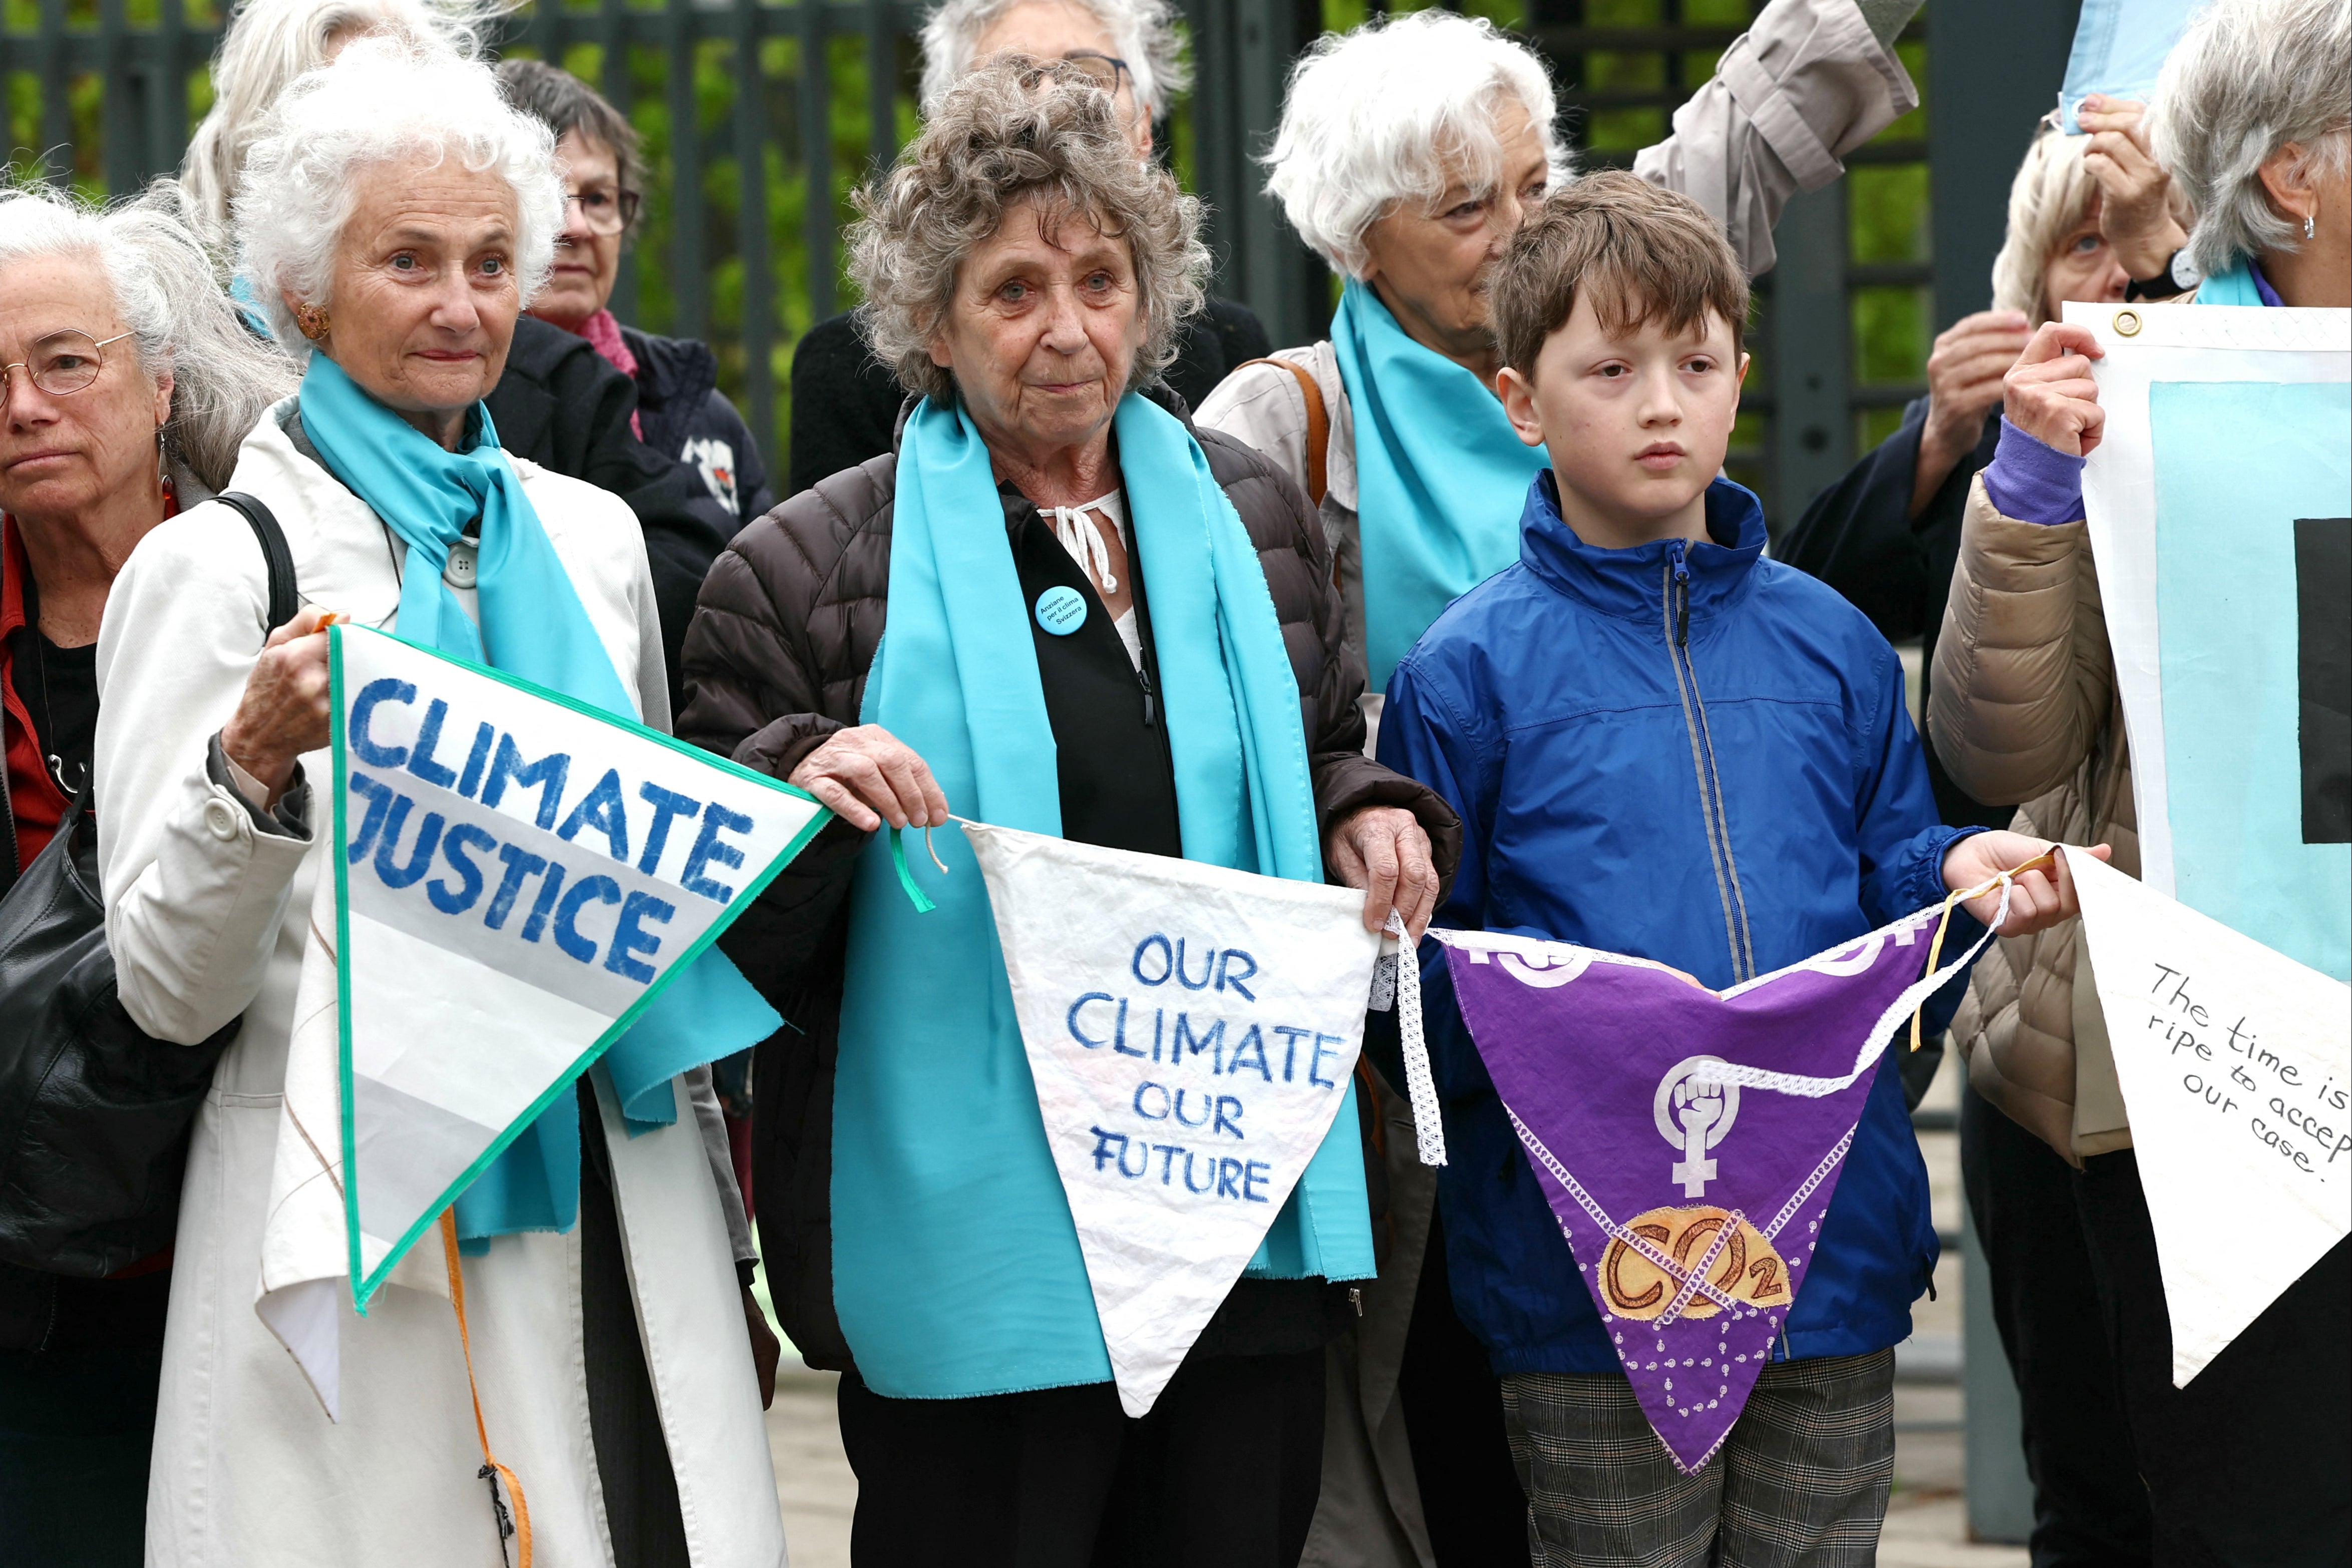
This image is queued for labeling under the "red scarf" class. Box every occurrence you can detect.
[574,309,643,440]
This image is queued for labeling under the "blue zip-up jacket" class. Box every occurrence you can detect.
[1377,473,1981,1375]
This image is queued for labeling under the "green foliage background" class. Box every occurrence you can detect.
[6,0,1939,481]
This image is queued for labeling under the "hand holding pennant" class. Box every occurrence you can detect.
[952,819,1410,1417]
[255,624,830,1413]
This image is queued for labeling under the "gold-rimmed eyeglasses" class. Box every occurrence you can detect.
[563,186,643,237]
[1,330,136,399]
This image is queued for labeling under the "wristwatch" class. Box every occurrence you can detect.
[2126,248,2202,301]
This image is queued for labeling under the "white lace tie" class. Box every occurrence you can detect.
[1045,495,1121,595]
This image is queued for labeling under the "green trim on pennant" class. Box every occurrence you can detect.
[889,828,938,913]
[331,624,834,1313]
[331,626,366,1310]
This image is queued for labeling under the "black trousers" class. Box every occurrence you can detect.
[1960,1085,2151,1568]
[1397,1208,1532,1565]
[837,1345,1325,1568]
[0,1342,161,1566]
[2074,1149,2350,1568]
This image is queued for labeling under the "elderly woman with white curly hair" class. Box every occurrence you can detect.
[680,58,1459,1567]
[0,179,292,1567]
[93,38,786,1568]
[1928,1,2349,1562]
[785,0,1273,494]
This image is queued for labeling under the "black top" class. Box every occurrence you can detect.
[1777,402,2012,831]
[785,298,1274,500]
[1004,484,1347,1358]
[7,577,97,802]
[621,325,776,533]
[485,315,737,718]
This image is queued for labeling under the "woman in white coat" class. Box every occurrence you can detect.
[93,38,786,1568]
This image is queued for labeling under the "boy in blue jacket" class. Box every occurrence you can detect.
[1375,172,2097,1563]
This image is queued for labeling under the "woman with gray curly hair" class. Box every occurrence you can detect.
[94,37,784,1568]
[0,177,292,1567]
[680,59,1459,1566]
[1928,2,2349,1562]
[784,0,1273,496]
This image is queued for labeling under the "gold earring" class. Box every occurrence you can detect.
[295,303,331,342]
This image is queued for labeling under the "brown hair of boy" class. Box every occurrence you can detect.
[1491,170,1750,377]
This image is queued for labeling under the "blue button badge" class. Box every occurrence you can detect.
[1035,584,1088,636]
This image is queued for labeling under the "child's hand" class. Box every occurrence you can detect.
[1941,833,2112,937]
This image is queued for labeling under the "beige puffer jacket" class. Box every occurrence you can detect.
[1930,476,2140,1164]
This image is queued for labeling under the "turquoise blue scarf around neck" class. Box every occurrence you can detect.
[296,353,780,1247]
[2195,257,2274,307]
[829,391,1376,1401]
[1332,278,1548,689]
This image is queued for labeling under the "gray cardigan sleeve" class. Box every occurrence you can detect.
[1632,0,1920,275]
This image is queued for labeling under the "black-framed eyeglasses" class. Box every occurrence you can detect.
[563,186,643,237]
[1060,51,1133,99]
[1,329,135,399]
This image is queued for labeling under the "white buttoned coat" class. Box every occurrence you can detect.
[93,403,787,1568]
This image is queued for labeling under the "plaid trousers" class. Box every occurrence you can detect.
[1499,1349,1896,1568]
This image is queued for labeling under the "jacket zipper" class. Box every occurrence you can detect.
[1661,543,1758,981]
[1134,656,1157,728]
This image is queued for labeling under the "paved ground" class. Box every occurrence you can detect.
[757,1021,2029,1566]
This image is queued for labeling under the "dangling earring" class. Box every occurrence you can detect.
[156,428,174,504]
[295,302,331,342]
[2305,211,2317,241]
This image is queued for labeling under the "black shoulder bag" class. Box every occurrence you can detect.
[0,493,299,1277]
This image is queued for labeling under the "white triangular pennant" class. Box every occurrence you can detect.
[2070,850,2351,1384]
[326,626,826,1308]
[962,820,1382,1415]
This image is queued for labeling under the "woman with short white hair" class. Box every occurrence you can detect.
[2151,0,2349,307]
[1201,2,1926,720]
[0,179,292,1567]
[96,39,786,1567]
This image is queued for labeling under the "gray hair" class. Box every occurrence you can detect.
[1264,11,1569,279]
[234,35,563,356]
[0,179,298,492]
[918,0,1190,119]
[2151,0,2351,279]
[1990,126,2102,326]
[179,0,511,263]
[848,59,1207,403]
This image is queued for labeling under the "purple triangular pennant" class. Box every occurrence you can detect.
[1434,905,1983,1473]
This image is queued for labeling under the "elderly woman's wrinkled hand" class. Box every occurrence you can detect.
[1325,806,1439,940]
[2003,321,2107,459]
[2077,97,2188,284]
[788,723,950,834]
[220,606,339,805]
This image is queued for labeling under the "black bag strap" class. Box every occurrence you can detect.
[213,491,299,637]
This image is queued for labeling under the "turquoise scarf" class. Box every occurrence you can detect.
[1332,278,1548,688]
[830,393,1376,1401]
[2195,257,2270,307]
[297,354,780,1245]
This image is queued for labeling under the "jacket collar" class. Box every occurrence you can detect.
[1517,469,1767,626]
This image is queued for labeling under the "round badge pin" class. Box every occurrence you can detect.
[1035,584,1088,635]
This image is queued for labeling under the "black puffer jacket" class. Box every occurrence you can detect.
[621,326,775,532]
[678,387,1461,1368]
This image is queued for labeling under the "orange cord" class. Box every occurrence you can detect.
[1909,849,2059,1053]
[440,1211,533,1568]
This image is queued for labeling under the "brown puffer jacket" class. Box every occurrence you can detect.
[1930,476,2139,1165]
[676,388,1464,1368]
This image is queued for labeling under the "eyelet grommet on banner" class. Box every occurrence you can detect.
[2113,309,2143,337]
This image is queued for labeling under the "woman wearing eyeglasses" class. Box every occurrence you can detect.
[497,59,776,535]
[0,179,293,1567]
[783,0,1275,498]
